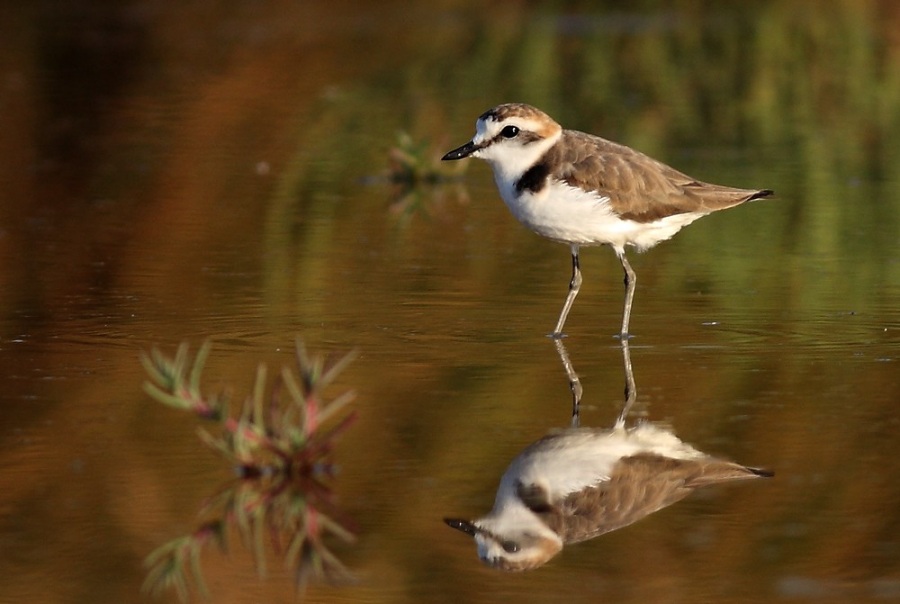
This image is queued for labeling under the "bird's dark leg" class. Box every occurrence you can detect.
[616,249,636,339]
[550,245,581,338]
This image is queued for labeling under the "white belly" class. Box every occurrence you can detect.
[495,175,704,252]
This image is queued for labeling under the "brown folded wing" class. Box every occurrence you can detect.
[551,130,773,223]
[519,452,768,544]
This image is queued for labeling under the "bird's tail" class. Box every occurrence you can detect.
[747,189,775,202]
[746,466,775,478]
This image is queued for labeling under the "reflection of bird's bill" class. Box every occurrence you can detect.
[444,518,478,537]
[444,424,773,571]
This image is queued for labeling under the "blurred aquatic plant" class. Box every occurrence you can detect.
[387,130,466,187]
[141,340,358,601]
[143,521,225,601]
[386,131,470,219]
[141,341,225,420]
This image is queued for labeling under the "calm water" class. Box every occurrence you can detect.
[1,1,899,602]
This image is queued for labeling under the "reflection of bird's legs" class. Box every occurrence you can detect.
[614,337,637,430]
[553,338,583,427]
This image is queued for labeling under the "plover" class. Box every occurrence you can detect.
[442,103,774,338]
[445,423,772,571]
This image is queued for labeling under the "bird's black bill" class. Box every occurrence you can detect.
[444,518,479,537]
[441,141,477,161]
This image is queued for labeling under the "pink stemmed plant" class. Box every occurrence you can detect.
[141,340,358,601]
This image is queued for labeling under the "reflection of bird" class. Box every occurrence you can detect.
[445,423,772,571]
[442,103,773,338]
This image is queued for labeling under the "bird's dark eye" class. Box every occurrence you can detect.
[501,540,520,553]
[500,125,520,139]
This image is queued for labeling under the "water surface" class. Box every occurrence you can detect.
[0,1,898,602]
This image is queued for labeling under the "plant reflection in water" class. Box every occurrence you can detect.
[445,340,773,571]
[385,131,470,221]
[140,340,358,601]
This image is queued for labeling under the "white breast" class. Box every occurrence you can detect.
[494,425,705,507]
[493,175,706,252]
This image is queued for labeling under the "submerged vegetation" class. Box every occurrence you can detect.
[141,341,358,601]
